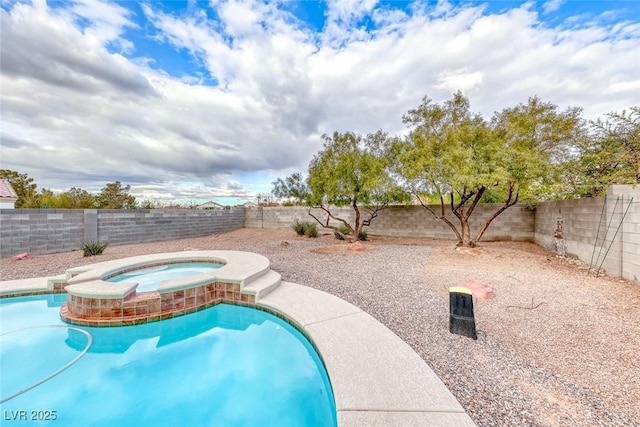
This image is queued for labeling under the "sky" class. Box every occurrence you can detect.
[1,0,639,206]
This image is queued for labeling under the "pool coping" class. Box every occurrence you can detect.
[65,250,269,295]
[0,253,476,426]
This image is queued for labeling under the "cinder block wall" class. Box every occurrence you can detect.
[97,208,245,245]
[535,185,640,284]
[0,208,245,258]
[534,196,612,265]
[246,204,535,241]
[621,195,640,283]
[0,209,85,257]
[245,207,265,228]
[370,205,534,241]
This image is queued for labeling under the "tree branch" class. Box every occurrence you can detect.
[465,186,486,219]
[450,191,463,220]
[415,193,440,219]
[362,203,384,227]
[474,183,519,243]
[307,205,350,231]
[414,192,462,243]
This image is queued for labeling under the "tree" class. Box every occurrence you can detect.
[272,172,310,204]
[256,193,275,206]
[0,169,39,207]
[274,131,408,241]
[62,187,96,209]
[575,106,639,196]
[37,187,96,208]
[38,188,65,208]
[138,199,160,209]
[95,181,136,209]
[394,92,583,247]
[492,96,585,204]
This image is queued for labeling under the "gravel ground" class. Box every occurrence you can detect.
[2,228,639,426]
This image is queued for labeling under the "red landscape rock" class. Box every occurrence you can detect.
[348,241,364,252]
[455,246,481,256]
[460,279,496,300]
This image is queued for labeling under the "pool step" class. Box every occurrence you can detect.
[47,274,69,292]
[242,270,281,302]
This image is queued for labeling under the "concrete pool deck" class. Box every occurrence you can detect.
[0,254,475,426]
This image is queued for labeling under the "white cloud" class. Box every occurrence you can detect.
[0,1,153,95]
[543,0,564,15]
[436,68,484,93]
[0,0,638,203]
[68,0,135,46]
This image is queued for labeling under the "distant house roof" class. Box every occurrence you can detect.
[0,179,18,200]
[196,201,225,209]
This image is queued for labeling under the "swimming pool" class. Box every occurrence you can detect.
[105,262,223,292]
[0,295,337,426]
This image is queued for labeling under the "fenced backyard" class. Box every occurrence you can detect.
[1,185,638,284]
[1,228,638,426]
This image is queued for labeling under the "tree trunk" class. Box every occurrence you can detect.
[459,215,475,247]
[455,188,485,247]
[352,197,361,241]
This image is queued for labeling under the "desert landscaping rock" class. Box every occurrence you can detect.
[2,228,639,426]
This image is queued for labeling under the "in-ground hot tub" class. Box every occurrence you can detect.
[105,262,224,292]
[61,251,282,327]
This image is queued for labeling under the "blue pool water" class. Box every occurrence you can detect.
[0,295,336,426]
[106,262,223,291]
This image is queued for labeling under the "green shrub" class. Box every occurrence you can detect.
[334,224,351,240]
[303,222,318,238]
[293,220,318,238]
[333,225,368,241]
[82,241,107,257]
[292,220,306,235]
